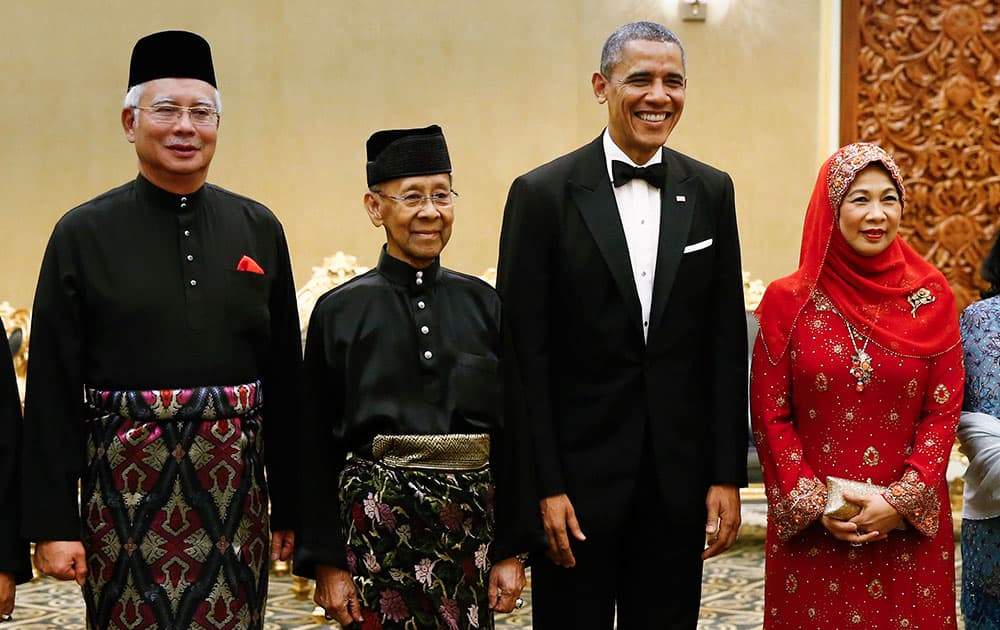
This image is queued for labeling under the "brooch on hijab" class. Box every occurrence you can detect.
[907,288,935,318]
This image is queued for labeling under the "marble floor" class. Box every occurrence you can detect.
[0,540,967,629]
[3,504,967,629]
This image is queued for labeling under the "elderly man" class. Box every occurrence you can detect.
[497,22,748,629]
[0,323,30,623]
[21,31,301,629]
[294,125,530,628]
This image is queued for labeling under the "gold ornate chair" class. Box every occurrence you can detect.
[0,301,30,404]
[295,252,371,345]
[742,274,766,506]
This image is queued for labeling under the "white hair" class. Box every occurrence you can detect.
[123,82,223,126]
[123,84,144,109]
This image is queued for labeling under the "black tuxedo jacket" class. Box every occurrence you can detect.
[497,135,748,535]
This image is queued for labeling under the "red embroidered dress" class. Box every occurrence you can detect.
[751,143,963,629]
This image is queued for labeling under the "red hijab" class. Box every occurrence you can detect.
[755,142,960,365]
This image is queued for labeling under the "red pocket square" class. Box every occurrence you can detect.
[237,255,265,275]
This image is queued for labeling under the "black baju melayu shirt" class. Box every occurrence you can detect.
[0,322,30,583]
[294,248,515,576]
[21,174,303,541]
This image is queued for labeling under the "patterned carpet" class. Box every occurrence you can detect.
[2,522,966,629]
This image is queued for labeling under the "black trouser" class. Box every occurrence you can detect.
[530,443,705,630]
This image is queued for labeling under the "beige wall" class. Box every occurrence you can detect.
[0,0,826,309]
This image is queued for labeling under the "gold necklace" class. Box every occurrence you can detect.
[833,308,874,392]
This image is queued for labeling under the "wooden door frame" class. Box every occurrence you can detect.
[839,0,860,145]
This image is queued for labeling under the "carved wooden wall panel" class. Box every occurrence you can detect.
[841,0,1000,309]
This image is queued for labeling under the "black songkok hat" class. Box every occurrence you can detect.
[366,125,452,187]
[127,30,217,91]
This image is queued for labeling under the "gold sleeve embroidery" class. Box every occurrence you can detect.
[884,469,940,537]
[771,477,827,541]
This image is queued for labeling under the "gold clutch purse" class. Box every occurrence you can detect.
[823,476,888,520]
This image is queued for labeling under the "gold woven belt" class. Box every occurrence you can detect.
[371,433,490,470]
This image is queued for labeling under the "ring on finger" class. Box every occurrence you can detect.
[515,597,524,609]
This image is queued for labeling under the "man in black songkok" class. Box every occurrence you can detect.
[294,125,537,628]
[21,30,302,630]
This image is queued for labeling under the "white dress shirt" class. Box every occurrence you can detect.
[603,130,661,341]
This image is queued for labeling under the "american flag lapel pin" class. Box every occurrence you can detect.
[676,195,686,202]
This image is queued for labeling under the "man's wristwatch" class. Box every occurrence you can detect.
[513,552,530,565]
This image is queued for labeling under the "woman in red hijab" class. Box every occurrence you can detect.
[751,143,962,629]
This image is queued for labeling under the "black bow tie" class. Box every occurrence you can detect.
[612,160,665,188]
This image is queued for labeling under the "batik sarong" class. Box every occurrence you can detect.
[341,434,495,629]
[81,381,269,630]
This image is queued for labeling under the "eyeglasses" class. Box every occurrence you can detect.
[134,104,220,126]
[375,190,459,209]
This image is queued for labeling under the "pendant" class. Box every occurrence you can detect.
[849,350,874,392]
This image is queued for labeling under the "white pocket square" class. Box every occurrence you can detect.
[683,238,713,254]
